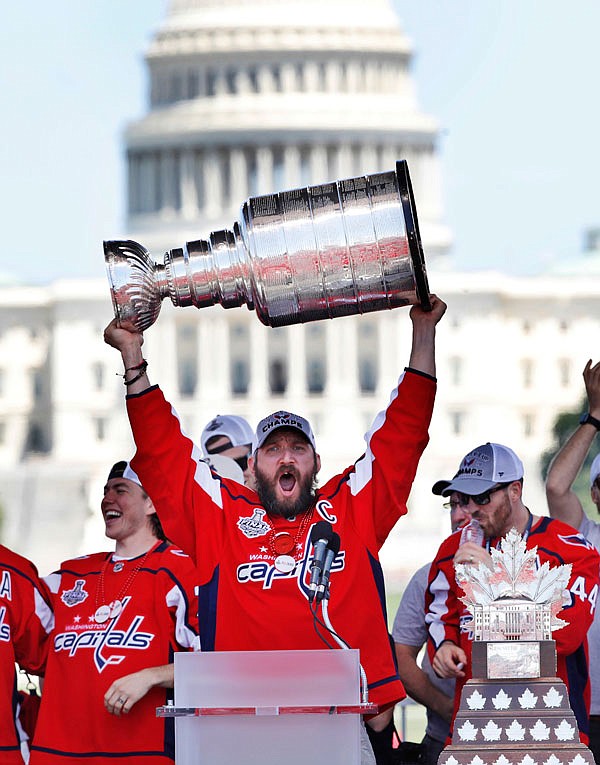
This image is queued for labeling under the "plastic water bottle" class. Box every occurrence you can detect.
[460,519,484,546]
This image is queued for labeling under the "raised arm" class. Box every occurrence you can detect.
[348,295,446,541]
[104,318,201,555]
[103,319,151,394]
[546,359,600,529]
[407,295,447,377]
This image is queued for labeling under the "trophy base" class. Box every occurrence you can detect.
[438,641,593,765]
[471,640,556,680]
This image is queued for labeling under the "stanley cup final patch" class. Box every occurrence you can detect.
[61,579,89,607]
[237,508,270,539]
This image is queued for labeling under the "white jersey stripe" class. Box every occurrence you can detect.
[166,583,199,650]
[348,371,405,496]
[425,567,452,649]
[170,404,226,509]
[35,586,54,632]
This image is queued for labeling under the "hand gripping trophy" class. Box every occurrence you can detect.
[103,160,430,332]
[441,529,595,765]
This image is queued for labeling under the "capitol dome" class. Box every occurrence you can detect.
[164,0,405,31]
[125,0,451,261]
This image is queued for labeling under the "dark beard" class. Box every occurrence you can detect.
[254,464,317,520]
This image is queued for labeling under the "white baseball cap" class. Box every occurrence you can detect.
[253,410,316,453]
[201,415,254,457]
[432,442,524,497]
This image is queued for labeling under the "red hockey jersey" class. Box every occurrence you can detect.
[426,517,600,742]
[0,545,52,765]
[30,542,199,764]
[127,368,436,709]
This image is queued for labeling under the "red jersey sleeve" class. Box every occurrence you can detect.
[127,386,228,570]
[1,547,53,675]
[533,519,600,657]
[345,368,436,548]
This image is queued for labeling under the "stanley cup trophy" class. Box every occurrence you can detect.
[440,529,594,765]
[104,160,430,332]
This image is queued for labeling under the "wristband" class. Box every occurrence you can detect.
[579,413,600,431]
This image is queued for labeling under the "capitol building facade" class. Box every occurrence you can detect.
[1,0,599,583]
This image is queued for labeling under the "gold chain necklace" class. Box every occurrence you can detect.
[94,541,159,624]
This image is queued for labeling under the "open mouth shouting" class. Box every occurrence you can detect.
[278,468,299,498]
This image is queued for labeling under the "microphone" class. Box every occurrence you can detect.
[308,521,334,601]
[315,532,341,602]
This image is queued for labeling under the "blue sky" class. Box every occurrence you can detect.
[1,1,599,283]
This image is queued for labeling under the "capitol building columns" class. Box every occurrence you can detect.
[229,147,248,206]
[203,149,223,219]
[308,145,328,186]
[248,317,269,401]
[283,145,301,190]
[180,148,200,220]
[196,310,230,402]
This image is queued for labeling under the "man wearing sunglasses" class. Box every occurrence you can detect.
[546,358,600,763]
[201,414,255,489]
[425,442,600,745]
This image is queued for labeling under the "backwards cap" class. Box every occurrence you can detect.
[200,414,254,457]
[107,461,143,488]
[253,410,316,452]
[432,442,524,497]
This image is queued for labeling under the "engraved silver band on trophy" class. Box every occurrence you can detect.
[104,160,430,332]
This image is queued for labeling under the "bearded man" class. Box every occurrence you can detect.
[425,442,600,746]
[104,295,446,764]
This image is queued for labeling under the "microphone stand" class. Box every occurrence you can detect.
[320,588,369,705]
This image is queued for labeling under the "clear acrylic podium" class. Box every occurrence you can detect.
[158,649,377,764]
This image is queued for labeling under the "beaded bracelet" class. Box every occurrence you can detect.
[116,359,148,376]
[121,359,148,386]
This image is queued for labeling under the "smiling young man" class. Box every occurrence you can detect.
[425,442,600,745]
[103,295,446,764]
[30,462,199,765]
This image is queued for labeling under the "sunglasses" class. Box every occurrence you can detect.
[207,441,252,473]
[233,455,249,472]
[443,483,510,510]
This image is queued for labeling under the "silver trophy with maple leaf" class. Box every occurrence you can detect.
[455,527,571,680]
[439,529,594,765]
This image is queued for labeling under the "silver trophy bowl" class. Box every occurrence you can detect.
[104,160,430,332]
